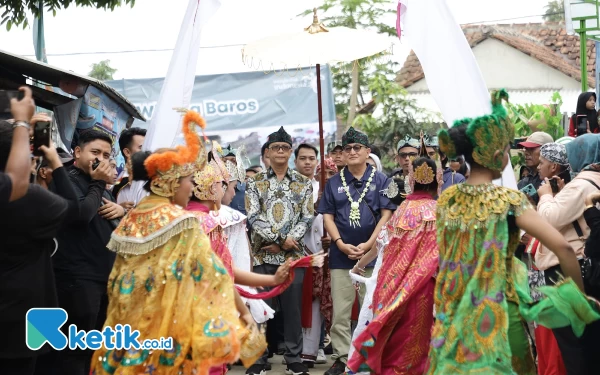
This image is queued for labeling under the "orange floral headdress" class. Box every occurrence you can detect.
[144,111,207,197]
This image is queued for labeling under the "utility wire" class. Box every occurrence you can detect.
[21,13,564,57]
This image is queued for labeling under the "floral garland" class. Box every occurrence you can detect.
[340,166,376,228]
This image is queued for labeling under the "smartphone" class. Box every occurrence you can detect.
[32,121,51,156]
[92,158,101,170]
[520,183,537,198]
[549,178,559,194]
[0,90,24,114]
[577,115,588,136]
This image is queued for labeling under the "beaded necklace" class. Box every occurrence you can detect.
[340,166,376,228]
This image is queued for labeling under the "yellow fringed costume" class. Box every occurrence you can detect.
[90,111,265,375]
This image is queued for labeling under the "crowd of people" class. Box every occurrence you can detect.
[3,86,600,375]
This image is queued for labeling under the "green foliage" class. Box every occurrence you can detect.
[354,64,439,170]
[88,59,117,81]
[299,0,397,121]
[1,0,135,30]
[506,92,564,140]
[544,0,565,22]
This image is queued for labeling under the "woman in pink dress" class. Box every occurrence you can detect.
[347,156,441,375]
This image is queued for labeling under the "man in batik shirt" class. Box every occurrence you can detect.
[246,126,314,375]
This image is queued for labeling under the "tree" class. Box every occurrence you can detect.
[354,64,439,170]
[89,60,117,81]
[543,0,565,22]
[300,0,397,127]
[1,0,135,30]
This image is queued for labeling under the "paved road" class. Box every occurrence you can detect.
[229,355,332,375]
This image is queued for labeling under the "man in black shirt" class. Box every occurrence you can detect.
[50,130,123,375]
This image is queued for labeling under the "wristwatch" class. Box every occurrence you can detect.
[12,120,30,130]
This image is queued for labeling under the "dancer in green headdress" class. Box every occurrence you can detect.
[427,90,600,375]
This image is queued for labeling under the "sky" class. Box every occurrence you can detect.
[0,0,550,80]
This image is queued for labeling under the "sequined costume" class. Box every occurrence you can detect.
[90,196,263,375]
[427,184,600,375]
[90,111,265,375]
[348,193,438,374]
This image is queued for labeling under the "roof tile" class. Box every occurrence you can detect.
[397,22,596,88]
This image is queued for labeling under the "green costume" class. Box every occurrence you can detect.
[429,90,600,375]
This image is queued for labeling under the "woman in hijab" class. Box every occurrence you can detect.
[366,153,383,172]
[569,92,599,137]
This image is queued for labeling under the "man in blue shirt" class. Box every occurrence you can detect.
[318,127,396,375]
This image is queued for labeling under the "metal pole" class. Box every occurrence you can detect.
[581,20,589,91]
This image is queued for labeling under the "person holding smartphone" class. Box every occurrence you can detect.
[0,86,35,206]
[568,92,599,137]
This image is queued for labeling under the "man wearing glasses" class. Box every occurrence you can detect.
[318,127,396,375]
[246,126,314,375]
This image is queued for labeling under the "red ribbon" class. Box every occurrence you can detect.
[236,255,314,300]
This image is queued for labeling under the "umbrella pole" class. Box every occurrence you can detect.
[316,63,327,237]
[317,63,325,194]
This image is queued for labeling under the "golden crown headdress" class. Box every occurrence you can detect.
[192,141,229,201]
[144,111,206,198]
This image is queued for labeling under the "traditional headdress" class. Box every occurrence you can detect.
[316,157,337,174]
[193,141,230,201]
[144,111,206,197]
[408,131,444,195]
[425,135,439,148]
[438,89,514,171]
[396,135,420,151]
[267,126,293,146]
[222,144,237,157]
[342,126,369,147]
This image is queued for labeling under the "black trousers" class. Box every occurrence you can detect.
[254,264,305,365]
[545,264,600,375]
[46,278,108,375]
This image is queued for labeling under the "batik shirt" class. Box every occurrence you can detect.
[245,167,314,266]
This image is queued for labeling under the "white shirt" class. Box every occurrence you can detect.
[116,180,150,206]
[311,179,319,203]
[303,214,324,255]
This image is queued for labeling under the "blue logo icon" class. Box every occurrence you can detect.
[26,308,173,351]
[26,308,69,350]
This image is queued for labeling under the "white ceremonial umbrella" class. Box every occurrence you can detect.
[242,9,393,191]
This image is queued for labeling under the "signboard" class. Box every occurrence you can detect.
[105,66,337,162]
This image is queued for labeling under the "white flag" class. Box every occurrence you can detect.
[398,0,517,189]
[143,0,222,151]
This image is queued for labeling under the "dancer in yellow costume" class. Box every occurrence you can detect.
[91,111,265,375]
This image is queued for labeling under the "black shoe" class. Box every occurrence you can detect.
[246,364,266,375]
[323,343,333,355]
[324,360,345,375]
[286,362,310,375]
[302,360,315,368]
[265,362,272,371]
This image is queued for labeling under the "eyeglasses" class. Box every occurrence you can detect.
[399,152,418,159]
[269,145,292,152]
[343,145,367,153]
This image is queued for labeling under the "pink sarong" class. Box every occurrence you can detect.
[348,194,438,374]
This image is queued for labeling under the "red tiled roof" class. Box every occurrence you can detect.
[396,22,596,88]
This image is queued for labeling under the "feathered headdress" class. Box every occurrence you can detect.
[144,111,207,197]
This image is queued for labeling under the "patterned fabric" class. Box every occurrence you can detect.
[540,143,569,166]
[397,135,420,151]
[342,126,369,147]
[245,167,314,266]
[266,126,292,146]
[427,183,600,375]
[427,183,535,375]
[91,195,265,375]
[348,194,438,375]
[316,157,337,174]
